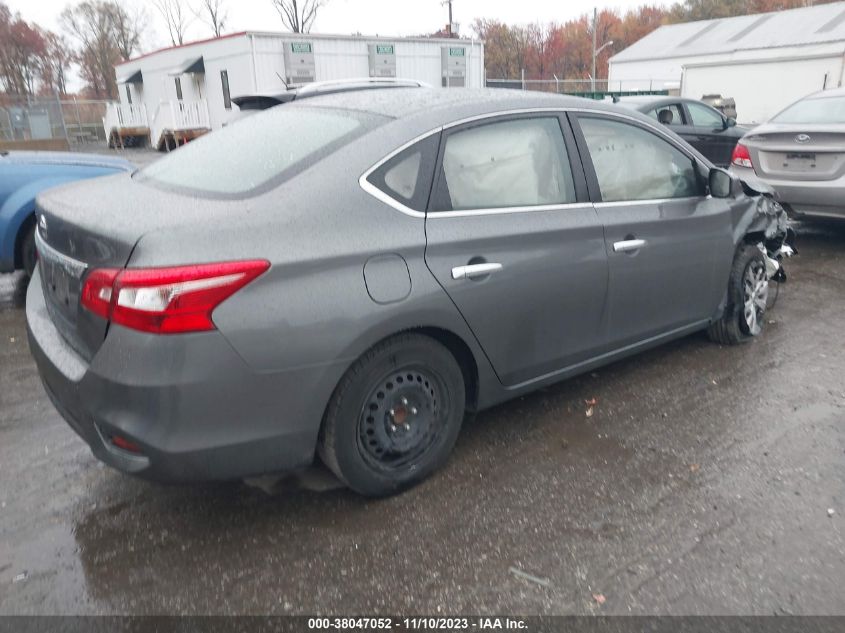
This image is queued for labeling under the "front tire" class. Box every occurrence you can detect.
[707,244,769,345]
[318,333,465,497]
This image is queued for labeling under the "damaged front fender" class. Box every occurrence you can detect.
[731,176,796,282]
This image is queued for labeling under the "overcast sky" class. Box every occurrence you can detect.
[8,0,667,53]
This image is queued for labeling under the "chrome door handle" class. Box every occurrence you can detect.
[451,263,503,280]
[613,239,647,253]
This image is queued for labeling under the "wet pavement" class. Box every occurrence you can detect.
[1,222,843,616]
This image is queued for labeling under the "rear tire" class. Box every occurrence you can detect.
[20,222,37,278]
[707,244,769,345]
[318,333,465,497]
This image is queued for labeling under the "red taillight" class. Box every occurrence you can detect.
[731,143,754,169]
[80,268,119,320]
[81,260,269,334]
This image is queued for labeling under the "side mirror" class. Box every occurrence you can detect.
[725,117,737,128]
[709,167,733,198]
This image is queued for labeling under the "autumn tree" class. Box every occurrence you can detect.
[0,2,49,96]
[472,19,534,80]
[548,16,594,83]
[611,5,667,48]
[271,0,328,33]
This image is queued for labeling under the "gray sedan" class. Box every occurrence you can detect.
[731,87,845,220]
[27,89,791,496]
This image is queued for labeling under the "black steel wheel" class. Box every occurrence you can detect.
[357,366,446,473]
[319,333,465,496]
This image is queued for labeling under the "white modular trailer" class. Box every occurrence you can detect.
[111,31,484,145]
[608,1,845,124]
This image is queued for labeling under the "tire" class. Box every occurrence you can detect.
[707,244,769,345]
[318,333,466,497]
[20,222,37,278]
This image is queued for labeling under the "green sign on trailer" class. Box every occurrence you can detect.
[449,47,465,57]
[291,43,312,54]
[376,44,394,55]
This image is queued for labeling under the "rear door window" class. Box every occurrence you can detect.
[431,117,577,211]
[648,104,685,126]
[137,107,382,197]
[578,116,703,202]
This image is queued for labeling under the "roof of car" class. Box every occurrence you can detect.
[291,87,622,121]
[615,95,692,107]
[806,86,845,99]
[231,79,434,110]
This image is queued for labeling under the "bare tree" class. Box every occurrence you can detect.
[270,0,328,33]
[39,31,72,95]
[153,0,194,46]
[111,3,147,59]
[194,0,226,37]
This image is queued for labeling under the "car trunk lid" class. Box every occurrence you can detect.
[34,173,241,360]
[745,128,845,181]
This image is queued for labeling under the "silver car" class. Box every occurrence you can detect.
[731,87,845,219]
[27,89,791,497]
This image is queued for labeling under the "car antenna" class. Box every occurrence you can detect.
[276,72,292,91]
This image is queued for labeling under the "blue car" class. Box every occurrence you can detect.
[0,151,134,276]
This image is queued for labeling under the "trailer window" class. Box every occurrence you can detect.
[175,77,183,100]
[136,107,382,197]
[221,70,231,110]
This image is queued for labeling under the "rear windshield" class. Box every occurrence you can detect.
[136,106,380,197]
[772,95,845,124]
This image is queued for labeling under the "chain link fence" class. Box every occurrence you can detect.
[0,94,109,147]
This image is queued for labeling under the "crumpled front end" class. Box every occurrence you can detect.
[736,179,797,283]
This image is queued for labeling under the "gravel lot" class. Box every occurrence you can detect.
[0,152,843,615]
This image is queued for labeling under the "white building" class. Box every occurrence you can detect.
[608,1,845,123]
[104,31,485,149]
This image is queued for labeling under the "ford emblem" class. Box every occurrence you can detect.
[795,134,811,143]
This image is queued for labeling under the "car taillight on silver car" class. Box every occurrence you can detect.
[731,143,754,169]
[80,260,270,334]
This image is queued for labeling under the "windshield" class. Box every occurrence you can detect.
[136,106,379,197]
[772,95,845,124]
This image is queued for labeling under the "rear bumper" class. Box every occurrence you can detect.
[26,268,337,482]
[730,165,845,219]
